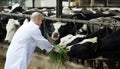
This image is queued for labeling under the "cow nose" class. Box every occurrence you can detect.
[60,44,64,48]
[66,48,70,51]
[53,32,59,38]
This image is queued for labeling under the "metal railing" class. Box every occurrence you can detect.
[0,12,120,27]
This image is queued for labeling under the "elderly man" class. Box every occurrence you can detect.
[4,12,53,69]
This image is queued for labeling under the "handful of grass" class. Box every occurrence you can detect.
[49,45,67,68]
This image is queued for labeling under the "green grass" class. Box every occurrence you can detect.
[49,45,68,69]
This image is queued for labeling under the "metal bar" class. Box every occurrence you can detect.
[104,0,109,7]
[0,12,30,18]
[32,0,35,8]
[0,12,120,27]
[44,17,120,27]
[56,0,62,17]
[68,0,71,7]
[90,0,95,6]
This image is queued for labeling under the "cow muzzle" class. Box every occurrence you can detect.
[51,32,60,41]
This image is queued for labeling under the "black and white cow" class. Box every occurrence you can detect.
[9,3,25,13]
[59,34,86,47]
[50,6,118,44]
[59,27,113,47]
[65,27,113,59]
[0,3,30,43]
[4,18,29,44]
[4,19,20,43]
[66,37,98,59]
[51,21,84,44]
[0,16,11,42]
[76,17,120,38]
[66,29,120,69]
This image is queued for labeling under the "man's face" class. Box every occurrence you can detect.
[37,18,43,25]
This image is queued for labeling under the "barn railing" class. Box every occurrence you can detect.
[0,12,120,27]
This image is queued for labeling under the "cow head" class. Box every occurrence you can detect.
[4,19,20,44]
[59,34,73,47]
[51,21,84,44]
[51,22,67,41]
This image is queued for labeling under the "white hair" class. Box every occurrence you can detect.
[31,12,43,21]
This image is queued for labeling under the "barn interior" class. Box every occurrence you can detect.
[0,0,120,69]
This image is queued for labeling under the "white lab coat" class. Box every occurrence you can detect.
[4,21,53,69]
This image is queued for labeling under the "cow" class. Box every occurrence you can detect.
[0,16,10,42]
[50,6,118,45]
[9,3,25,13]
[65,28,120,69]
[50,21,84,44]
[59,27,112,47]
[66,37,98,59]
[65,26,113,58]
[4,18,29,44]
[59,34,86,47]
[76,17,120,38]
[4,19,20,43]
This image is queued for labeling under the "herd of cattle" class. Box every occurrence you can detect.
[1,3,120,68]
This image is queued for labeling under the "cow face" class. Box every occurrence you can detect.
[59,34,86,48]
[59,34,73,47]
[4,19,20,43]
[51,22,67,41]
[51,21,84,44]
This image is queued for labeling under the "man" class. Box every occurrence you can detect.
[4,12,53,69]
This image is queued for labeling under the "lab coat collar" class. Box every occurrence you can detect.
[30,21,40,28]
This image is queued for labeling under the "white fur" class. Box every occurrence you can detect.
[59,34,86,47]
[81,24,88,31]
[59,34,73,47]
[79,37,97,44]
[5,19,20,43]
[62,6,74,15]
[4,18,28,43]
[78,24,88,33]
[71,8,82,11]
[87,8,96,14]
[66,37,97,52]
[102,11,110,14]
[9,3,20,13]
[66,45,73,51]
[109,8,120,11]
[65,34,86,45]
[23,18,29,24]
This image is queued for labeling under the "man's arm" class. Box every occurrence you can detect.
[31,28,53,53]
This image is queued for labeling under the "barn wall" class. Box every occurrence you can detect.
[108,0,120,6]
[25,0,41,8]
[35,0,41,7]
[40,0,56,7]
